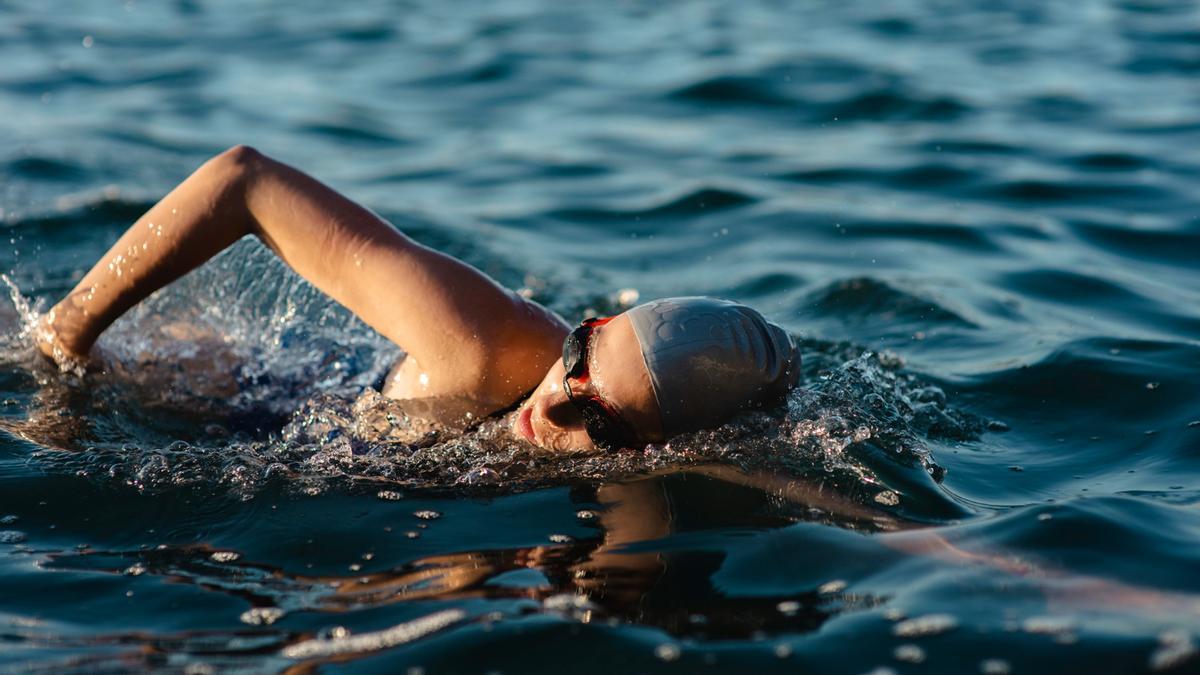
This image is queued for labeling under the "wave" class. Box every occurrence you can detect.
[546,187,757,224]
[802,277,977,328]
[780,163,982,191]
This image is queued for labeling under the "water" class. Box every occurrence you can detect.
[1,0,1199,672]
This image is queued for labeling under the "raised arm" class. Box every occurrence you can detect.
[39,145,569,406]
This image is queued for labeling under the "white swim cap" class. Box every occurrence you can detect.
[626,297,800,439]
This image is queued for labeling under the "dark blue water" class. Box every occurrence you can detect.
[2,0,1200,672]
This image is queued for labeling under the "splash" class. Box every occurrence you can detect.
[0,253,985,511]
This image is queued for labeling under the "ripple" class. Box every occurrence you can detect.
[830,219,1000,253]
[781,163,980,190]
[4,157,90,182]
[296,121,407,147]
[999,269,1142,304]
[1017,94,1096,122]
[973,178,1170,204]
[958,337,1200,426]
[4,194,155,232]
[1065,151,1155,172]
[803,277,976,328]
[667,75,795,108]
[546,187,757,224]
[1068,219,1200,266]
[416,57,520,86]
[822,89,970,123]
[917,138,1026,156]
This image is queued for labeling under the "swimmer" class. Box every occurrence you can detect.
[36,146,799,451]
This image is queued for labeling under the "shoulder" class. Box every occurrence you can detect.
[382,296,568,416]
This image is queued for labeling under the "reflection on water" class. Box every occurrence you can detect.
[25,470,900,670]
[15,471,1200,672]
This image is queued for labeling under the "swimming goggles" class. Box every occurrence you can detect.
[562,317,639,450]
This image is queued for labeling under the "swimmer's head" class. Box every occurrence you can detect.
[514,297,800,451]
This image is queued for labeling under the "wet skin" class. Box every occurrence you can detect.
[511,313,664,452]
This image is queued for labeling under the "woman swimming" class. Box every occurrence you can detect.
[35,146,799,451]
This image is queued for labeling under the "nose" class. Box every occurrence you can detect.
[540,386,584,429]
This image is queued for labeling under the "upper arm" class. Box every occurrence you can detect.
[243,150,569,404]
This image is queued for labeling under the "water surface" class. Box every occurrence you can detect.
[1,0,1199,672]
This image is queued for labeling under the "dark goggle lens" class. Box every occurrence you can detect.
[576,397,627,450]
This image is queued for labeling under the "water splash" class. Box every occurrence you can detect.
[0,252,983,511]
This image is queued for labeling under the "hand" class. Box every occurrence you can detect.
[34,307,96,374]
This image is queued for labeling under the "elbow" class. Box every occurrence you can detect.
[208,144,267,185]
[219,144,264,166]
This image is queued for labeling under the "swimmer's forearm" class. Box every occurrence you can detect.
[44,147,257,357]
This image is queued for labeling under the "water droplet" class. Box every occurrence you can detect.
[1151,630,1196,671]
[1022,616,1073,635]
[980,659,1011,675]
[777,600,801,615]
[240,607,285,625]
[123,562,147,576]
[874,490,900,506]
[81,35,94,48]
[576,510,598,520]
[376,490,403,501]
[818,579,847,594]
[617,288,640,306]
[774,643,792,658]
[414,510,440,520]
[893,613,958,637]
[405,531,420,539]
[654,643,681,662]
[548,533,573,543]
[893,644,925,664]
[210,551,240,563]
[1146,382,1160,390]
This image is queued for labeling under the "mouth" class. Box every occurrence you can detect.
[515,406,537,443]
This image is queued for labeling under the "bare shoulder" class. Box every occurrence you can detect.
[382,296,569,418]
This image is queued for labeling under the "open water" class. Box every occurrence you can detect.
[1,0,1199,672]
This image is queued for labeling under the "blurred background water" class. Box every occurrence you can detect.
[1,0,1199,672]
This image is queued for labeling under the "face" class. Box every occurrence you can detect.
[512,313,663,451]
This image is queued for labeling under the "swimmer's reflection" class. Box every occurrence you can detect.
[259,468,899,638]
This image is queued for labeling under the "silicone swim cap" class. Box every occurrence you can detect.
[626,297,800,439]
